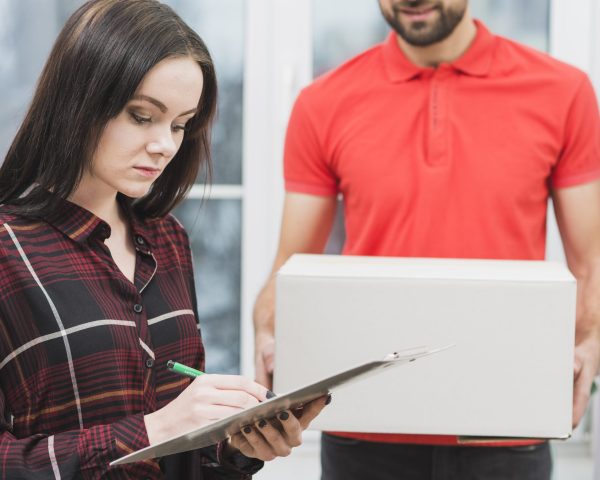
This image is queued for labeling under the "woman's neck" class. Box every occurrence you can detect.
[69,179,122,227]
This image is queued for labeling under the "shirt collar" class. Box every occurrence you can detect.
[35,190,153,247]
[382,19,496,82]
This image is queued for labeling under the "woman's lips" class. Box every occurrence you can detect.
[133,167,161,178]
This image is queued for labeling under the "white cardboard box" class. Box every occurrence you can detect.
[274,254,576,439]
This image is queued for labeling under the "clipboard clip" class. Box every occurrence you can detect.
[383,344,455,362]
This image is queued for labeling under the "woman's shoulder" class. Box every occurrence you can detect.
[142,213,191,252]
[0,206,40,255]
[0,205,37,234]
[145,213,188,236]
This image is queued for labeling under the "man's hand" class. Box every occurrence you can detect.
[552,181,600,429]
[255,332,275,389]
[253,193,338,390]
[572,336,600,427]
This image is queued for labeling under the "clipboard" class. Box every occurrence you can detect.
[110,344,452,466]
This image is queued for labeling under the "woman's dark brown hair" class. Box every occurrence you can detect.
[0,0,217,218]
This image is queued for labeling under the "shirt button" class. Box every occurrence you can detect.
[133,304,143,313]
[146,358,154,368]
[136,235,145,245]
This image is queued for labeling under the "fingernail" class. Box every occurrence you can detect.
[243,426,252,434]
[266,390,277,399]
[258,419,267,428]
[325,394,332,405]
[279,411,289,421]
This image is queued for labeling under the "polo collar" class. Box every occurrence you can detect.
[382,19,496,82]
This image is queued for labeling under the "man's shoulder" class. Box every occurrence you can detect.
[494,34,587,86]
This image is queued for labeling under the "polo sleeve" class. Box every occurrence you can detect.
[284,90,339,196]
[550,74,600,188]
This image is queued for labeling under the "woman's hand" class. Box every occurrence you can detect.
[144,374,270,445]
[227,394,331,461]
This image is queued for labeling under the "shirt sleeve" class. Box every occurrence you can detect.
[0,392,161,478]
[550,74,600,188]
[284,90,339,196]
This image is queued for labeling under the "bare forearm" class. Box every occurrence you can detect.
[572,259,600,345]
[254,274,276,338]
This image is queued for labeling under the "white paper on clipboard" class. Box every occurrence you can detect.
[110,344,453,466]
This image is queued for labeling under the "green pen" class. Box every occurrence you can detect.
[167,360,205,379]
[167,359,278,399]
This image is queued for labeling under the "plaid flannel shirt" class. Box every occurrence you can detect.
[0,193,262,479]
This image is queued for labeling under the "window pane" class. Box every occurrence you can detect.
[471,0,549,52]
[0,1,65,156]
[0,1,243,375]
[313,3,387,77]
[173,199,242,374]
[0,0,245,186]
[165,0,244,185]
[312,1,550,75]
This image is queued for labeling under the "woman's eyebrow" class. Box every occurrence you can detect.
[131,94,197,116]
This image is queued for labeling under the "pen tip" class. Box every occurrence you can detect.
[167,360,174,369]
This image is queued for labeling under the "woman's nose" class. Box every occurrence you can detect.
[146,127,178,158]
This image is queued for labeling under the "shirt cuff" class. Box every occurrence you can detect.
[216,440,264,476]
[111,412,151,458]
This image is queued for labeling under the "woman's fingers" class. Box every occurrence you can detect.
[255,419,293,457]
[298,395,331,429]
[229,432,253,456]
[196,388,261,410]
[230,397,332,461]
[239,424,277,461]
[276,411,302,447]
[194,374,270,402]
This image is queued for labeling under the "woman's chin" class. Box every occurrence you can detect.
[119,185,153,200]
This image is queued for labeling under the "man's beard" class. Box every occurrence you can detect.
[381,1,467,47]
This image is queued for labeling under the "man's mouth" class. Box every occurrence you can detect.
[396,4,438,20]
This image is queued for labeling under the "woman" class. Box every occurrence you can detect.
[0,0,327,478]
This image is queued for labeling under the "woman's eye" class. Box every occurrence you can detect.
[172,124,187,133]
[130,112,151,124]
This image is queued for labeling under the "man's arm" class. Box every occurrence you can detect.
[253,192,337,388]
[552,179,600,427]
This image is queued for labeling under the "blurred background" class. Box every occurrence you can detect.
[0,1,598,478]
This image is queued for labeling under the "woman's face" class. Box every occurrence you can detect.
[86,56,204,199]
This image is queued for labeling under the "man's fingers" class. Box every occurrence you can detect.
[572,369,594,427]
[263,342,275,374]
[254,359,273,390]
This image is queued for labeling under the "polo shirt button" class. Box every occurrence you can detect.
[133,304,143,313]
[136,236,145,245]
[145,358,154,368]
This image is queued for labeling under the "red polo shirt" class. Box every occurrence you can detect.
[283,21,600,445]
